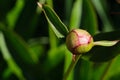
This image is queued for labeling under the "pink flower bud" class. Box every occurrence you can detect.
[66,29,94,55]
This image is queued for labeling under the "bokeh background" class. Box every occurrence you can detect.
[0,0,120,80]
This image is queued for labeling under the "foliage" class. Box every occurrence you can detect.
[0,0,120,80]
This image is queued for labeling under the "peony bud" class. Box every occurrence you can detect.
[66,29,94,55]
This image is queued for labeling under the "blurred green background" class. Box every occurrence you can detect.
[0,0,120,80]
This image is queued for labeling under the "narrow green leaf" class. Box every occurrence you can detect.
[46,0,53,7]
[0,32,25,80]
[0,26,38,64]
[44,44,65,72]
[69,0,83,30]
[103,56,120,80]
[75,59,93,80]
[28,37,46,58]
[81,0,98,35]
[6,0,24,29]
[65,0,72,25]
[92,62,109,80]
[37,3,69,38]
[3,67,12,79]
[7,31,39,63]
[94,40,118,47]
[15,0,38,40]
[82,30,120,62]
[46,0,58,49]
[93,30,120,41]
[91,0,113,32]
[83,41,120,62]
[39,0,46,4]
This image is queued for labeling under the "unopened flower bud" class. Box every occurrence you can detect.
[66,29,94,55]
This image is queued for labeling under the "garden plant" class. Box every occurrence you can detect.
[0,0,120,80]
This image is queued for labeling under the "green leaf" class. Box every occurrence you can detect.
[69,0,83,30]
[91,62,109,80]
[46,0,58,49]
[3,67,12,79]
[82,30,120,62]
[83,41,120,62]
[81,0,98,35]
[104,56,120,80]
[0,26,38,64]
[46,0,53,7]
[74,59,93,80]
[0,32,25,80]
[15,0,38,40]
[28,37,46,58]
[93,30,120,41]
[37,3,69,38]
[91,0,113,32]
[65,0,73,25]
[6,0,24,29]
[94,40,118,47]
[44,44,65,72]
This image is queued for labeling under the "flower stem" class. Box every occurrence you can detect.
[63,54,82,80]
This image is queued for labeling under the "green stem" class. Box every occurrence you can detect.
[63,54,82,80]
